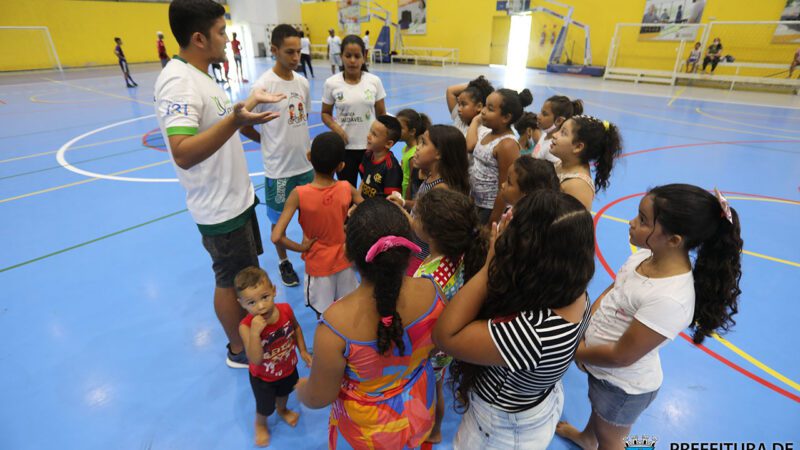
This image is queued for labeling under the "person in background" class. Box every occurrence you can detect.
[157,31,170,68]
[114,37,137,88]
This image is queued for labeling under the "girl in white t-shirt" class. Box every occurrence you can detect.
[321,34,386,187]
[445,76,495,136]
[557,184,744,450]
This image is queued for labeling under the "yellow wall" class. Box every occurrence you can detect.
[301,0,792,72]
[1,0,180,71]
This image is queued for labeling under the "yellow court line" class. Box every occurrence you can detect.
[725,196,800,206]
[30,92,109,104]
[695,108,800,135]
[667,86,687,107]
[41,77,152,106]
[0,159,170,204]
[711,332,800,393]
[0,134,141,164]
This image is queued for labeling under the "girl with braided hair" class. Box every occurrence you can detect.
[296,198,445,449]
[549,114,623,210]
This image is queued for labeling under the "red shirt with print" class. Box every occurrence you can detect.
[241,303,298,382]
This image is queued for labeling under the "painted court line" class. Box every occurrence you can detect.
[695,108,800,134]
[0,134,141,164]
[41,77,153,106]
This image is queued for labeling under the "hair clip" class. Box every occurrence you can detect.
[714,188,733,224]
[602,120,610,131]
[365,236,421,262]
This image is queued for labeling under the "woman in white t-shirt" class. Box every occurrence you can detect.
[557,184,744,450]
[321,34,386,187]
[299,31,314,78]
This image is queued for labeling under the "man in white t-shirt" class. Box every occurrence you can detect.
[241,24,313,288]
[155,0,285,368]
[327,28,342,74]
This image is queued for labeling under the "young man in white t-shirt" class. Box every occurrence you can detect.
[327,29,342,74]
[363,30,370,64]
[155,0,285,368]
[241,24,313,288]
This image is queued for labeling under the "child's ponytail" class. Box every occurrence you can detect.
[691,206,743,344]
[648,184,744,344]
[571,115,623,192]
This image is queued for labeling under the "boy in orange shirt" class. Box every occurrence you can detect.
[271,132,363,315]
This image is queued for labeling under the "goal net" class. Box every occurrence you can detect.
[607,23,706,74]
[702,21,800,78]
[0,26,62,72]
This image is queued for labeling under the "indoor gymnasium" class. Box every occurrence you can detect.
[1,0,799,449]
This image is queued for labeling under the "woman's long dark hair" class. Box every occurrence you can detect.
[648,184,743,344]
[415,189,488,282]
[427,125,470,196]
[449,190,595,410]
[346,199,413,355]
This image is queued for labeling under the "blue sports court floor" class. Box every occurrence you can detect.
[1,59,798,449]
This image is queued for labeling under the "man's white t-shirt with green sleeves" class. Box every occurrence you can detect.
[251,69,313,179]
[154,56,255,235]
[322,71,386,150]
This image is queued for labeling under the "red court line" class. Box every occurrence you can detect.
[620,139,800,159]
[0,99,6,104]
[593,191,800,403]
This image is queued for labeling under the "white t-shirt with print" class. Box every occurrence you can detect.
[363,34,370,50]
[327,35,342,56]
[154,57,255,226]
[300,37,311,55]
[451,106,469,136]
[322,72,386,150]
[584,249,695,395]
[252,69,313,179]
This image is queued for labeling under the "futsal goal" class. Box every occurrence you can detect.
[605,21,800,92]
[0,26,63,72]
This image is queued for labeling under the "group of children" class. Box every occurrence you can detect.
[155,2,745,448]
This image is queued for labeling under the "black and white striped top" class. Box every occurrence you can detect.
[474,296,591,413]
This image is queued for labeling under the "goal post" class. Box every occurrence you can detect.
[0,26,63,72]
[701,21,800,78]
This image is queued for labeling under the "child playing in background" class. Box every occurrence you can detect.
[445,76,495,136]
[557,185,743,450]
[467,88,532,224]
[548,115,623,210]
[359,115,404,199]
[412,188,488,443]
[533,95,584,165]
[113,37,137,88]
[500,155,559,207]
[271,132,363,316]
[514,112,538,155]
[235,267,313,447]
[396,109,432,199]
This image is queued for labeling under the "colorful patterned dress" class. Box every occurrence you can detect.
[413,255,464,381]
[320,279,445,449]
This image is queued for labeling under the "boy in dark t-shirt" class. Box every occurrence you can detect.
[113,37,137,88]
[358,115,403,199]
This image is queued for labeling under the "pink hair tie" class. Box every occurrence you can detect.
[381,315,394,327]
[714,188,733,224]
[364,236,421,263]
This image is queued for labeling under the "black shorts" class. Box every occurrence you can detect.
[201,213,264,288]
[249,369,299,417]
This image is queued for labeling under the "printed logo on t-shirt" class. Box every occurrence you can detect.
[286,92,307,126]
[364,88,376,102]
[340,111,365,125]
[335,91,344,101]
[211,96,232,117]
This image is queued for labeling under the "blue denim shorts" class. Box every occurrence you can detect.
[587,373,658,427]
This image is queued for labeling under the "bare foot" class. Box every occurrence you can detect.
[255,421,270,447]
[277,408,300,427]
[425,430,442,444]
[556,421,596,450]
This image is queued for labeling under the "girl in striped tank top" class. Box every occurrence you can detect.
[549,115,623,211]
[467,88,532,225]
[434,190,595,449]
[389,125,470,275]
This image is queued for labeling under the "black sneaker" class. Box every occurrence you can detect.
[225,344,248,369]
[279,260,300,287]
